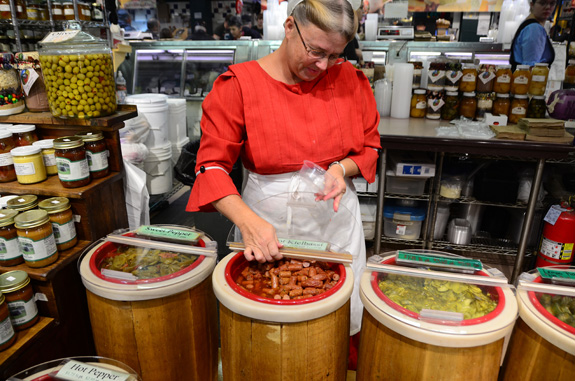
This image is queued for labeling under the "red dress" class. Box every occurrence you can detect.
[187,60,381,212]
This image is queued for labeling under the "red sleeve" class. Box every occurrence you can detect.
[186,72,245,212]
[348,69,381,183]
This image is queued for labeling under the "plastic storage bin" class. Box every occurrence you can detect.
[383,204,426,240]
[385,170,428,195]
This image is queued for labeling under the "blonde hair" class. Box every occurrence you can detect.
[291,0,358,43]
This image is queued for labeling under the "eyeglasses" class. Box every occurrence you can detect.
[535,1,557,7]
[293,19,341,64]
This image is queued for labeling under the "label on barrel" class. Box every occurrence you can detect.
[396,251,483,272]
[56,360,131,381]
[538,268,575,285]
[135,225,202,244]
[278,238,328,251]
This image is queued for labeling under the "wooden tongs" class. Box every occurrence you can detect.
[227,241,353,264]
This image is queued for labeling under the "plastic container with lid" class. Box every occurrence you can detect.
[441,91,460,121]
[383,204,426,240]
[529,63,549,96]
[32,139,57,175]
[14,209,59,268]
[493,93,511,116]
[459,91,477,119]
[125,94,169,147]
[38,22,117,119]
[16,52,50,112]
[509,94,529,124]
[75,131,109,178]
[494,65,512,93]
[511,65,531,95]
[53,136,91,188]
[10,146,47,184]
[0,270,39,330]
[526,95,547,118]
[386,170,428,195]
[8,124,38,146]
[0,130,16,182]
[410,89,427,118]
[425,90,444,120]
[459,63,477,92]
[476,64,496,93]
[38,196,77,251]
[0,209,22,266]
[444,62,462,92]
[0,291,16,351]
[0,54,26,116]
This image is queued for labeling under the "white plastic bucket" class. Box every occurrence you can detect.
[143,142,173,195]
[171,136,189,164]
[167,98,187,144]
[126,94,169,148]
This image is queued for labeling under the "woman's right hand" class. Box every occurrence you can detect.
[238,214,283,263]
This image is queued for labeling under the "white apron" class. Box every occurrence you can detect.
[241,171,366,335]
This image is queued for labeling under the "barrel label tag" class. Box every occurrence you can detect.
[278,238,328,251]
[56,360,131,381]
[538,268,575,284]
[539,237,573,260]
[135,225,202,244]
[396,251,483,272]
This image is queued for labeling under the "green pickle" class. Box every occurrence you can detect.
[526,96,547,119]
[537,293,575,328]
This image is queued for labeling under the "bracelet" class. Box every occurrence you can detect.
[329,161,346,177]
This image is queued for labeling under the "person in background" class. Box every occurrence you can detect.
[146,18,161,39]
[187,0,379,341]
[510,0,556,69]
[190,23,215,40]
[252,12,264,36]
[160,28,173,39]
[229,16,262,39]
[241,14,253,29]
[213,14,234,40]
[117,9,136,31]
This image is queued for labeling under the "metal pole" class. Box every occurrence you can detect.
[8,0,21,52]
[374,148,387,255]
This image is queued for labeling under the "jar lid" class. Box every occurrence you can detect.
[532,95,545,99]
[496,65,511,69]
[0,130,12,140]
[32,139,54,149]
[534,63,549,67]
[8,124,36,133]
[38,197,71,213]
[413,89,426,95]
[446,91,459,96]
[0,124,13,129]
[10,146,42,157]
[0,209,18,227]
[14,209,50,229]
[463,92,476,97]
[7,195,38,211]
[125,94,169,105]
[0,270,30,293]
[516,65,531,70]
[462,63,477,69]
[514,94,528,99]
[53,136,84,149]
[39,21,110,52]
[496,93,510,98]
[75,131,104,142]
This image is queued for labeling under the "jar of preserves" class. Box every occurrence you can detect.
[410,89,427,118]
[53,136,90,188]
[441,91,460,121]
[78,1,90,21]
[38,23,118,119]
[16,52,50,112]
[476,64,496,93]
[511,65,531,95]
[14,210,59,268]
[7,195,38,213]
[26,3,40,20]
[426,90,445,120]
[51,1,63,20]
[38,197,77,251]
[0,54,26,116]
[75,131,109,178]
[0,0,9,19]
[91,1,103,21]
[444,62,462,92]
[509,94,529,124]
[32,139,57,175]
[8,124,38,146]
[565,59,575,85]
[10,146,47,184]
[526,95,547,118]
[492,93,511,116]
[476,92,494,121]
[0,130,16,183]
[459,64,477,92]
[0,292,16,351]
[38,5,48,20]
[0,209,22,266]
[494,65,512,93]
[0,270,39,330]
[528,63,549,96]
[15,0,27,19]
[427,61,446,90]
[410,61,423,88]
[459,92,477,120]
[62,1,74,20]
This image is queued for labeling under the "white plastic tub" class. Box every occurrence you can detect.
[386,170,428,195]
[383,204,426,240]
[167,98,187,144]
[143,142,173,195]
[126,94,169,148]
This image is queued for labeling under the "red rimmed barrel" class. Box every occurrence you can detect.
[357,252,518,381]
[78,226,218,381]
[212,251,354,380]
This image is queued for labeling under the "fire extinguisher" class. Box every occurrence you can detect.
[536,200,575,267]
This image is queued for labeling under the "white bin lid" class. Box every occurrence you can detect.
[125,94,168,105]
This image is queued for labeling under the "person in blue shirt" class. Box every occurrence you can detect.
[510,0,556,70]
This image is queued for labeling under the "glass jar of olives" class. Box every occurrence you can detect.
[38,23,117,120]
[526,95,547,118]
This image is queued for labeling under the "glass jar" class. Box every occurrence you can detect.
[8,124,38,146]
[62,2,74,20]
[529,63,549,96]
[427,62,446,90]
[51,1,64,20]
[26,3,40,20]
[526,95,547,118]
[441,91,460,121]
[91,2,103,21]
[511,65,531,95]
[10,146,47,184]
[476,92,494,121]
[565,59,575,85]
[0,0,9,19]
[459,64,477,92]
[78,1,90,21]
[0,292,16,351]
[426,90,444,120]
[75,131,109,178]
[492,93,511,116]
[14,210,59,268]
[7,195,38,213]
[32,139,57,175]
[494,65,512,93]
[444,62,462,92]
[15,0,27,19]
[38,23,118,119]
[476,64,496,93]
[53,136,91,188]
[0,130,16,183]
[509,94,529,124]
[38,5,48,20]
[410,89,427,118]
[459,92,477,120]
[0,54,26,116]
[0,270,39,330]
[410,61,423,88]
[16,52,50,112]
[0,209,22,266]
[38,197,77,251]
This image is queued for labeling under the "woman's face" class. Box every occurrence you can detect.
[230,25,242,39]
[531,0,556,23]
[286,17,348,82]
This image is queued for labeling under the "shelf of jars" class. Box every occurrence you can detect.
[0,18,105,29]
[0,316,55,364]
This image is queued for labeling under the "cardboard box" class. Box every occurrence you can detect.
[485,113,508,127]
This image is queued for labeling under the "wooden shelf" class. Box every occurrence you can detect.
[0,317,55,365]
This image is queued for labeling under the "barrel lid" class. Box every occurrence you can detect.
[125,94,168,105]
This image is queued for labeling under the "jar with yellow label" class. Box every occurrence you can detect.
[26,3,40,20]
[459,92,477,120]
[492,93,511,116]
[509,94,529,124]
[0,291,16,351]
[528,63,549,96]
[10,146,47,184]
[32,139,57,175]
[7,194,38,213]
[410,89,427,118]
[53,136,91,188]
[511,65,531,95]
[14,209,59,268]
[0,209,22,267]
[38,197,77,251]
[441,91,460,121]
[0,270,39,330]
[459,64,477,92]
[494,65,512,93]
[75,131,109,178]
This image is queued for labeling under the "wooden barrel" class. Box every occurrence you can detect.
[213,252,354,381]
[79,230,218,381]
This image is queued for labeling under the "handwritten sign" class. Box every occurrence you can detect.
[135,225,201,243]
[396,251,483,271]
[278,238,328,251]
[56,360,130,381]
